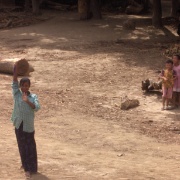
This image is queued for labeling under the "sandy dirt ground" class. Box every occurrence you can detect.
[1,4,180,180]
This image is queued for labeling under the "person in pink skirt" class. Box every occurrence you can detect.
[172,54,180,108]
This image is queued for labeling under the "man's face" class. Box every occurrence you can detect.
[20,82,30,93]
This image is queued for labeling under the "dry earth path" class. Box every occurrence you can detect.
[0,10,180,180]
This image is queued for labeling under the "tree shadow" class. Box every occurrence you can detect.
[0,10,178,55]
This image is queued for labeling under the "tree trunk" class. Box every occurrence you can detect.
[25,0,31,12]
[152,0,162,28]
[32,0,43,15]
[171,0,179,18]
[143,0,150,11]
[90,0,102,19]
[78,0,91,20]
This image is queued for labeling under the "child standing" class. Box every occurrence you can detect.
[11,63,40,178]
[159,60,176,110]
[172,54,180,108]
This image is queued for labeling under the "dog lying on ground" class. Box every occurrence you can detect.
[142,79,162,92]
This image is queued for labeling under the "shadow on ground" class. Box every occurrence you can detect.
[31,172,50,180]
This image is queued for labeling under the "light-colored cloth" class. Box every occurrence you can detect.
[162,87,173,98]
[173,65,180,92]
[11,81,40,132]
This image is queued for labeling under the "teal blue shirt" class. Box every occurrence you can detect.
[11,81,40,132]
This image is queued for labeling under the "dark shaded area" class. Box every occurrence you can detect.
[49,0,78,5]
[13,0,151,14]
[15,0,78,6]
[15,0,24,6]
[31,172,50,180]
[102,0,150,14]
[178,24,180,35]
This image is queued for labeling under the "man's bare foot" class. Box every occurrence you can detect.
[25,171,31,179]
[20,165,24,170]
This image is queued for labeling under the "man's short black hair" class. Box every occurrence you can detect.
[20,77,31,86]
[166,59,173,65]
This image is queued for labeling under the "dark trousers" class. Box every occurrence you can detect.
[15,122,37,173]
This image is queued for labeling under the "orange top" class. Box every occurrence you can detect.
[161,69,176,88]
